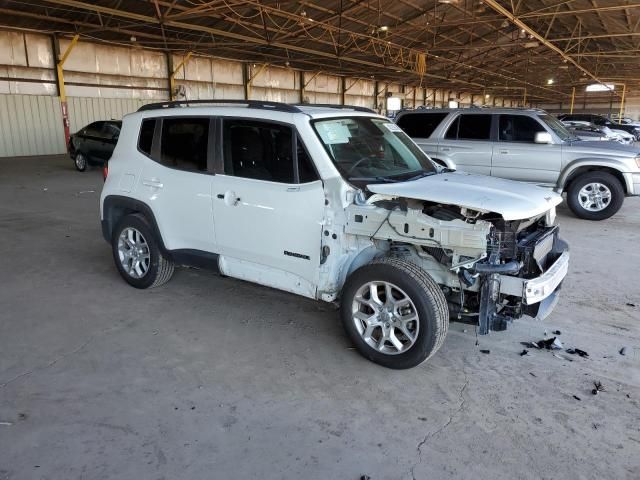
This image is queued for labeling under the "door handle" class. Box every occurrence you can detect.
[220,191,241,206]
[441,147,451,151]
[499,150,509,154]
[142,178,163,188]
[286,187,300,192]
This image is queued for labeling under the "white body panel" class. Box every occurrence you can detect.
[211,175,326,293]
[367,171,563,220]
[138,157,216,252]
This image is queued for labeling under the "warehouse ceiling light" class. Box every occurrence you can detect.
[547,79,554,85]
[586,83,615,92]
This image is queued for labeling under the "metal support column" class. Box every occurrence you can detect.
[618,84,626,120]
[570,87,575,113]
[169,51,192,100]
[53,34,79,150]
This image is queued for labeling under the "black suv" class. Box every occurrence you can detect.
[557,113,640,140]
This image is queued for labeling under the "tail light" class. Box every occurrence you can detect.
[102,164,108,181]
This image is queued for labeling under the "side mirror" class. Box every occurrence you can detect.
[534,132,553,144]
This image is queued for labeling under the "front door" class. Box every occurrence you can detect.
[437,113,493,175]
[492,114,562,185]
[211,118,325,292]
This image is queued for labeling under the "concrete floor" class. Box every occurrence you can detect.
[0,155,639,480]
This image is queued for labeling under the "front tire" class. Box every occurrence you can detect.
[111,214,174,289]
[340,257,449,369]
[566,171,624,220]
[74,153,87,172]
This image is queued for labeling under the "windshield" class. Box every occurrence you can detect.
[312,116,437,182]
[540,114,575,141]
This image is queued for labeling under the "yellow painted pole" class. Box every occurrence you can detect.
[170,51,192,100]
[570,86,575,113]
[618,84,626,121]
[56,34,79,148]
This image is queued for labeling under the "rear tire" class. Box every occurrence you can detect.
[566,171,624,220]
[340,257,449,369]
[111,214,174,289]
[74,153,87,172]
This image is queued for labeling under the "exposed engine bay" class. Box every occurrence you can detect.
[344,194,569,334]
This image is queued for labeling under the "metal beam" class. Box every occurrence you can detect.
[169,51,192,100]
[53,33,79,150]
[481,0,622,98]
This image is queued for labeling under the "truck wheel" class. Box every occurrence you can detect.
[567,171,624,220]
[111,214,174,289]
[340,257,449,369]
[74,153,87,172]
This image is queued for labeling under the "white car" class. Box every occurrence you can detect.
[100,100,569,369]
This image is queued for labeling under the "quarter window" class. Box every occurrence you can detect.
[499,115,546,142]
[159,117,210,172]
[138,119,155,155]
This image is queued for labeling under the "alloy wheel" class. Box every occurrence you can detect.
[578,182,611,212]
[351,281,420,355]
[117,227,151,278]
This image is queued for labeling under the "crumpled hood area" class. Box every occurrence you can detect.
[367,171,563,221]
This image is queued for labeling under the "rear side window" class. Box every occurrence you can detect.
[138,119,155,155]
[84,122,104,137]
[445,114,492,140]
[499,115,545,142]
[396,113,448,138]
[160,117,209,172]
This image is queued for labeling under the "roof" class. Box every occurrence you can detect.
[397,107,548,115]
[1,1,638,101]
[128,101,382,121]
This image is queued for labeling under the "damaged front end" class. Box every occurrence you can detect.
[345,195,569,334]
[471,218,569,334]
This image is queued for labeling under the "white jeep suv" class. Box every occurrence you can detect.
[101,100,569,369]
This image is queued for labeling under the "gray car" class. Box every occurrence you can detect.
[395,108,640,220]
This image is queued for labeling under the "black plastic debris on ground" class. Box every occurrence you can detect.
[480,349,490,354]
[626,302,636,307]
[592,381,605,395]
[619,347,628,356]
[520,349,529,356]
[573,395,581,401]
[553,330,561,335]
[566,348,589,358]
[534,337,564,350]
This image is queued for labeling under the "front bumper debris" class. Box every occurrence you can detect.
[477,228,569,335]
[499,250,570,305]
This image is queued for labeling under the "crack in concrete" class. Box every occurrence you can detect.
[410,372,469,480]
[0,324,121,390]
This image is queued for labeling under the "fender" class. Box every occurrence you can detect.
[555,158,632,193]
[101,195,169,255]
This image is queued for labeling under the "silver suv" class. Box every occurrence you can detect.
[396,108,640,220]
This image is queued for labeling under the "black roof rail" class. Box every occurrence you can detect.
[294,103,376,113]
[137,99,302,113]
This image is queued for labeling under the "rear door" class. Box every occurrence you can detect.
[437,113,493,175]
[492,114,562,184]
[211,118,325,292]
[137,116,217,253]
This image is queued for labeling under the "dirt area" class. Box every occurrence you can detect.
[0,155,638,480]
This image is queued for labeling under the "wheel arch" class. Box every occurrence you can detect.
[101,195,168,254]
[557,160,629,194]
